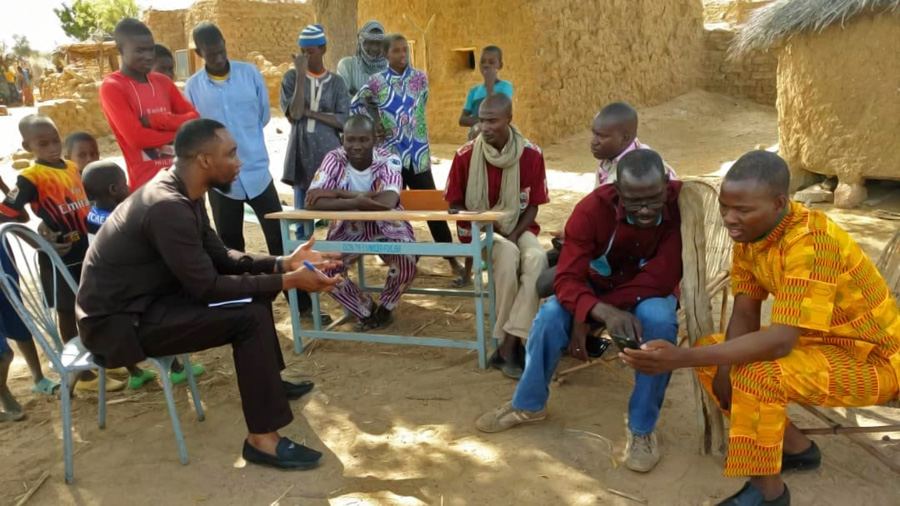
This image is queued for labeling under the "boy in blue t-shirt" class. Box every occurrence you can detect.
[458,46,514,140]
[82,161,130,241]
[82,161,205,388]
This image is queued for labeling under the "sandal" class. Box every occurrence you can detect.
[127,369,158,390]
[0,409,25,422]
[30,377,60,395]
[170,363,205,385]
[452,275,472,288]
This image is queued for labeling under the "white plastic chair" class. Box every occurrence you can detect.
[0,223,204,484]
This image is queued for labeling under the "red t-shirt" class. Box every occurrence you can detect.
[444,139,549,242]
[99,71,199,190]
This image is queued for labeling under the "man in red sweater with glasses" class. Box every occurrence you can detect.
[476,149,682,474]
[100,18,199,190]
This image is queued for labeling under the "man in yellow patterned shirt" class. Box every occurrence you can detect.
[620,150,900,506]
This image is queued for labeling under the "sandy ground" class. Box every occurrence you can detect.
[2,90,900,506]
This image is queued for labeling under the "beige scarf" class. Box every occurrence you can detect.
[465,126,526,235]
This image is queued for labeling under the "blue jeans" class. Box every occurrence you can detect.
[511,294,679,435]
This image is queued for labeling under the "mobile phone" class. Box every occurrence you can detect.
[448,208,460,215]
[610,334,640,351]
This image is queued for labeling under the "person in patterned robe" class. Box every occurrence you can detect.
[305,115,417,331]
[351,33,462,278]
[620,150,900,506]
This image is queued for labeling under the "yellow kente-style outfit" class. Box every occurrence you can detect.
[696,201,900,477]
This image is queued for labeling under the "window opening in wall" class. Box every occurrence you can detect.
[451,47,477,71]
[175,50,191,82]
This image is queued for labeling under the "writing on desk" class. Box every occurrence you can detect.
[341,243,403,254]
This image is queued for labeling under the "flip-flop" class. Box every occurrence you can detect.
[75,376,126,392]
[170,363,205,385]
[105,367,130,377]
[30,377,60,395]
[0,409,25,422]
[127,369,158,390]
[452,276,471,288]
[283,380,314,400]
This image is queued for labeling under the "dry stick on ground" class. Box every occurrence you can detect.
[14,469,49,506]
[799,405,900,475]
[606,488,648,505]
[269,484,294,506]
[405,395,452,401]
[412,318,437,336]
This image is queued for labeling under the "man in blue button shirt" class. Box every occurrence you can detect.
[185,22,283,256]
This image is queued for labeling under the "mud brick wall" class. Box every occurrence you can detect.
[360,0,704,145]
[143,9,187,53]
[703,25,778,106]
[39,97,112,140]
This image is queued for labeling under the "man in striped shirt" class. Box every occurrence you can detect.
[305,115,417,331]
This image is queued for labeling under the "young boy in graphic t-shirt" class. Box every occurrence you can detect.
[81,160,205,386]
[0,115,124,392]
[100,18,198,191]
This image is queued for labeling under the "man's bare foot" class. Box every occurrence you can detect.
[1,387,22,414]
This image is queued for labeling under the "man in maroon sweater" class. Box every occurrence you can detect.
[100,19,199,191]
[476,149,682,474]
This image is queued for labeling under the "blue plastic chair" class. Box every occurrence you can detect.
[0,223,204,484]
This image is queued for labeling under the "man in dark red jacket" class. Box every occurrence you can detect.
[100,19,199,191]
[476,149,682,474]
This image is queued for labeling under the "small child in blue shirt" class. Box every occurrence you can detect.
[458,46,514,140]
[82,161,205,388]
[82,161,130,241]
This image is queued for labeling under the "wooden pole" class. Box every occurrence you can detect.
[799,405,900,475]
[799,425,900,435]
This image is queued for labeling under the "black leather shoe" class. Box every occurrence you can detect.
[282,380,314,400]
[242,437,322,470]
[782,441,821,472]
[488,350,523,380]
[716,482,790,506]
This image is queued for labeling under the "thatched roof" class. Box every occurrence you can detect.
[733,0,900,54]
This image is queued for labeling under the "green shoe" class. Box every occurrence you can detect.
[127,370,158,390]
[170,363,205,385]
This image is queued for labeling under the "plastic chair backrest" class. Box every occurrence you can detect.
[0,223,80,371]
[400,190,449,211]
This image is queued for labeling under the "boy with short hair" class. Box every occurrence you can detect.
[64,131,100,174]
[100,18,198,191]
[153,44,176,81]
[0,115,123,392]
[81,160,203,386]
[459,46,514,140]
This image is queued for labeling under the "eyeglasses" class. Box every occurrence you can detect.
[621,200,666,213]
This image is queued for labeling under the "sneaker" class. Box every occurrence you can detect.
[475,401,546,433]
[781,441,821,472]
[625,430,660,472]
[716,482,791,506]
